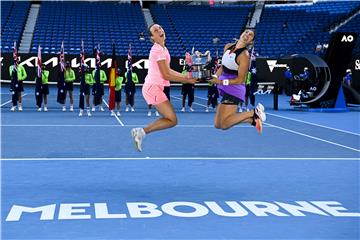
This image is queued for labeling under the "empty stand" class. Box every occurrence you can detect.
[31,2,152,56]
[256,1,360,57]
[1,1,30,53]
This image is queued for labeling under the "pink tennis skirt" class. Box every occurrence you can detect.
[142,82,168,105]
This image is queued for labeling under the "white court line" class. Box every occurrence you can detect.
[0,93,28,107]
[0,99,13,107]
[102,99,125,126]
[194,95,210,101]
[172,95,208,108]
[193,95,360,136]
[266,112,360,136]
[265,122,360,153]
[1,157,358,161]
[0,124,271,128]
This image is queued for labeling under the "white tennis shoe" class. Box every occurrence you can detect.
[255,103,266,122]
[131,128,145,152]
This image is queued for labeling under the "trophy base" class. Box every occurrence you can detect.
[191,70,212,82]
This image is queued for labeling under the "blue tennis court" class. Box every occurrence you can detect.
[1,85,359,239]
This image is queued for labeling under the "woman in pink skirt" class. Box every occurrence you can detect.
[131,24,197,151]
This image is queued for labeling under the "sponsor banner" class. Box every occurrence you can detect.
[254,83,276,95]
[0,54,185,84]
[1,53,358,86]
[256,57,293,88]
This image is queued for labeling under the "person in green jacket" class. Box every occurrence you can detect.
[64,61,75,111]
[238,72,251,112]
[9,64,27,111]
[82,65,93,117]
[37,65,50,112]
[112,68,124,116]
[206,81,219,112]
[92,67,107,112]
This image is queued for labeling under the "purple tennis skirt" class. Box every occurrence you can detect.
[217,72,245,102]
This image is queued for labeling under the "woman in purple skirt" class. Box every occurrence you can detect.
[209,29,266,134]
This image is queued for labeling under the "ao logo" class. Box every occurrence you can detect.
[355,59,360,70]
[341,35,354,42]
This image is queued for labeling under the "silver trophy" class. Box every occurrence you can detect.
[184,49,212,81]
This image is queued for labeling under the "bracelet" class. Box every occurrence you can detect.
[223,79,229,86]
[212,74,218,79]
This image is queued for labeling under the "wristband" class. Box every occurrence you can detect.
[223,79,229,86]
[212,74,218,79]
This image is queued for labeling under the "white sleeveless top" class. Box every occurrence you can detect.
[221,45,246,74]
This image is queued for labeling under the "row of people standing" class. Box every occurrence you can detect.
[8,61,218,114]
[8,62,258,116]
[34,61,107,114]
[75,62,139,116]
[79,65,138,117]
[9,60,139,115]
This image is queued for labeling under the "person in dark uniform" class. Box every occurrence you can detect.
[242,50,257,112]
[206,81,219,112]
[181,69,195,112]
[64,61,75,111]
[163,85,171,101]
[300,67,310,94]
[124,70,139,112]
[114,68,124,116]
[343,69,352,87]
[92,66,107,112]
[209,29,266,134]
[284,66,293,96]
[9,62,27,111]
[81,65,93,117]
[37,65,50,112]
[206,57,220,112]
[300,67,310,81]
